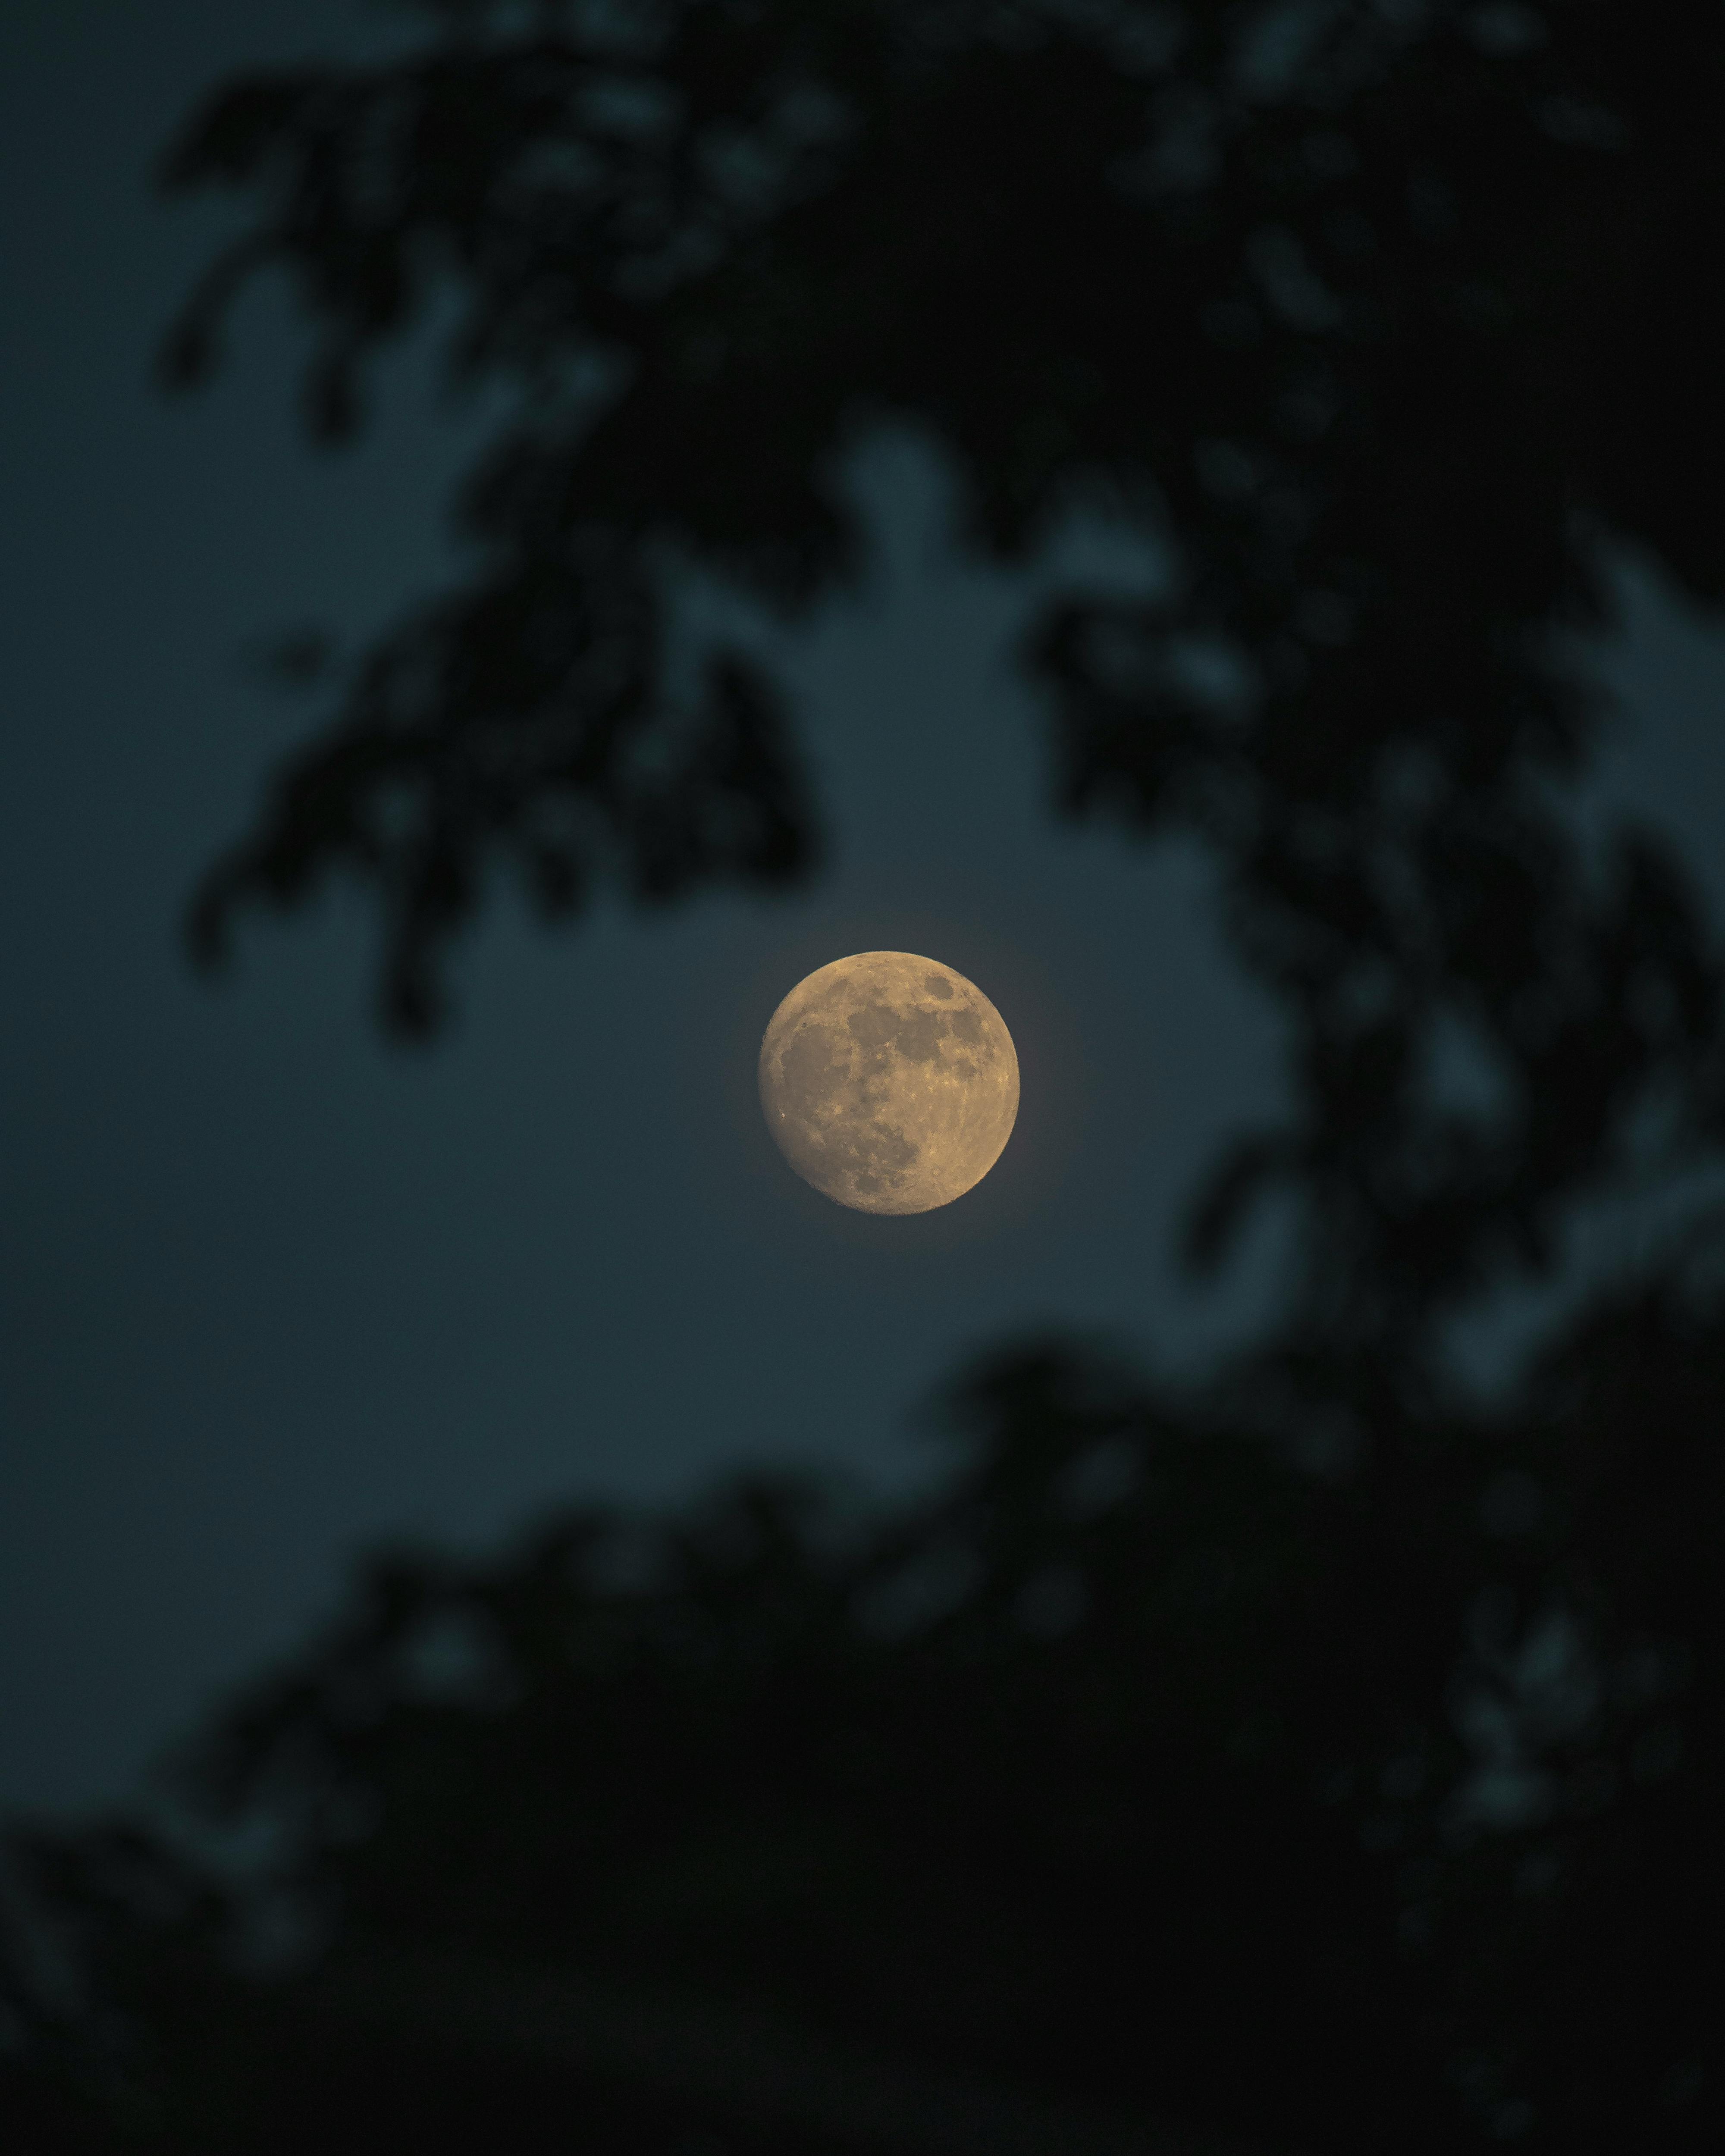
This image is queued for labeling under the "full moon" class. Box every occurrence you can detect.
[758,953,1019,1214]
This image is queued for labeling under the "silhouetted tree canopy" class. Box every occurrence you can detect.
[6,3,1725,2151]
[5,1300,1722,2150]
[151,0,1725,1364]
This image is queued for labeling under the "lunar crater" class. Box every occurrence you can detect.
[758,952,1019,1214]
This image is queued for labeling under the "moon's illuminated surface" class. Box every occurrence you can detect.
[758,953,1019,1214]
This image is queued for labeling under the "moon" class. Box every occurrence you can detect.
[758,953,1019,1214]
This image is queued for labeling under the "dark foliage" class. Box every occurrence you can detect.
[6,2,1725,2150]
[4,1297,1722,2151]
[149,0,1725,1364]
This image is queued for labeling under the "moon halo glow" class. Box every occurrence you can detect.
[757,953,1019,1214]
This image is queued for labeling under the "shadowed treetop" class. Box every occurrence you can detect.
[157,0,1725,1369]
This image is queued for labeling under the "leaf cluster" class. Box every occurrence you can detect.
[6,1261,1723,2150]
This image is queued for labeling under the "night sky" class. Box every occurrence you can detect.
[5,0,1725,1823]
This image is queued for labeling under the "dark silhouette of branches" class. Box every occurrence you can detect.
[151,0,1725,1356]
[6,1295,1722,2149]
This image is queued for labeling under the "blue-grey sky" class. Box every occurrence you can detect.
[4,0,1724,1821]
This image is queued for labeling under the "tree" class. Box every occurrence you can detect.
[5,3,1723,2150]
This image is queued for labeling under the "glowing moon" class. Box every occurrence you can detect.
[758,953,1019,1214]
